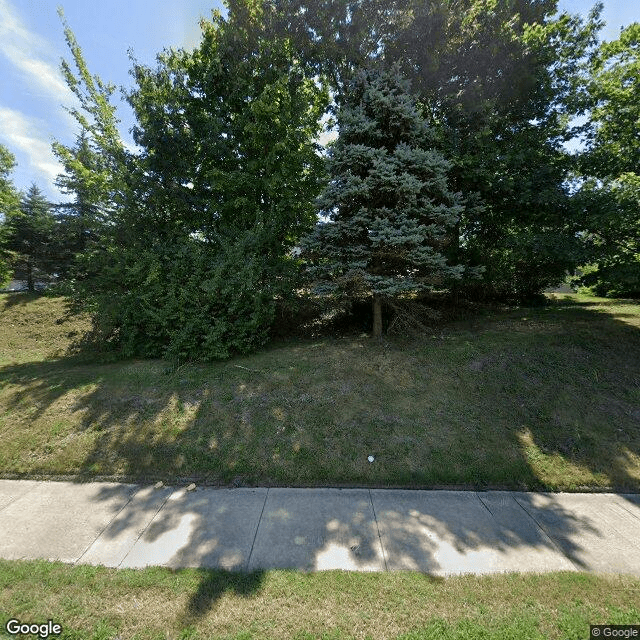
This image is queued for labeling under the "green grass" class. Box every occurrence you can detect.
[0,292,639,490]
[0,560,639,639]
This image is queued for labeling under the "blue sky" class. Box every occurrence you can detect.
[1,0,639,201]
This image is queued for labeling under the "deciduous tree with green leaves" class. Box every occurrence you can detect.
[0,144,21,285]
[53,8,126,219]
[57,0,329,360]
[419,3,604,301]
[51,9,130,300]
[117,0,329,359]
[0,145,19,217]
[575,22,640,296]
[302,66,464,337]
[128,0,328,253]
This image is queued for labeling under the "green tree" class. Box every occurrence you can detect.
[127,0,328,247]
[0,145,21,285]
[64,0,329,360]
[52,128,109,280]
[274,0,604,301]
[574,23,640,296]
[424,4,603,301]
[0,145,19,217]
[53,9,126,218]
[51,8,128,287]
[273,0,413,87]
[583,22,640,179]
[573,175,640,297]
[4,184,55,291]
[302,66,464,337]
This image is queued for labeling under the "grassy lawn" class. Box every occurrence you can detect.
[0,291,639,490]
[0,560,639,639]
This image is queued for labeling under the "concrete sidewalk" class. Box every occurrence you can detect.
[1,480,639,575]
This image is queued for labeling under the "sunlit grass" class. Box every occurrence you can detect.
[0,560,639,640]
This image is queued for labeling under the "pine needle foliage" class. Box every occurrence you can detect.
[302,66,464,335]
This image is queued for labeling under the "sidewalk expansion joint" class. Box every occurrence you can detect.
[116,486,175,569]
[475,492,495,517]
[513,496,582,572]
[368,489,388,572]
[613,496,640,524]
[0,481,41,515]
[75,484,141,565]
[245,487,269,572]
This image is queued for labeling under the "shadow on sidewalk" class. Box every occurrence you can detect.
[79,482,635,621]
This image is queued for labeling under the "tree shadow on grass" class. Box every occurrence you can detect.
[516,297,639,490]
[2,290,640,620]
[0,356,217,481]
[437,294,640,493]
[181,568,265,622]
[0,294,639,492]
[1,291,43,310]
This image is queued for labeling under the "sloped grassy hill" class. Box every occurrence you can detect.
[0,292,638,490]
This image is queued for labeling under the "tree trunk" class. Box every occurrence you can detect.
[372,294,382,340]
[27,261,34,292]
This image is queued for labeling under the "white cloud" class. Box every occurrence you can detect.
[317,129,338,148]
[122,138,141,155]
[0,106,62,186]
[0,0,72,104]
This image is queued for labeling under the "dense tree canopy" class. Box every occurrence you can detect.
[584,22,640,179]
[127,0,328,249]
[56,0,329,359]
[41,0,639,357]
[574,22,640,296]
[273,0,605,301]
[414,3,603,300]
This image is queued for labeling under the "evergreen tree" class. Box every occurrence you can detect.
[274,0,604,301]
[4,184,55,291]
[302,66,464,338]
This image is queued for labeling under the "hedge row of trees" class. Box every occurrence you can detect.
[1,0,638,359]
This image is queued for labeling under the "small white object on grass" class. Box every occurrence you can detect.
[368,455,375,463]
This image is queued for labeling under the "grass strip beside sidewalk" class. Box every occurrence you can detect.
[1,560,639,640]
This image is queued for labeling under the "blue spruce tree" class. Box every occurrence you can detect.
[303,65,465,338]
